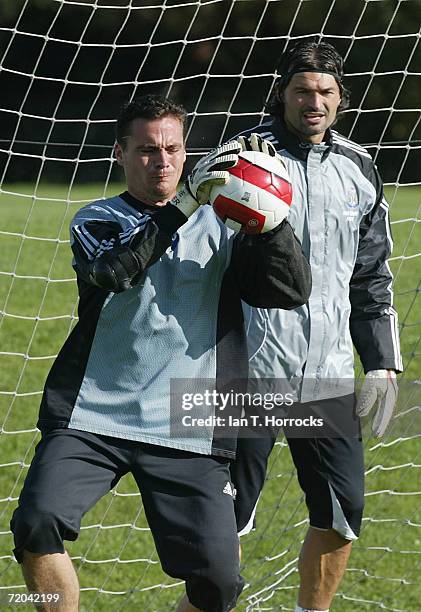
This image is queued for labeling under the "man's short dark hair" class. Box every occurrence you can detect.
[266,39,350,117]
[116,94,188,147]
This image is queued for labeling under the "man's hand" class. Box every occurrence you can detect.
[356,369,398,437]
[189,140,242,204]
[238,133,280,158]
[171,140,241,218]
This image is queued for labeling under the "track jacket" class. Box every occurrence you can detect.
[37,191,311,457]
[242,118,402,402]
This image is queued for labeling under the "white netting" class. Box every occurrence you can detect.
[0,1,420,610]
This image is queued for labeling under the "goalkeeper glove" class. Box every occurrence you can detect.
[356,369,398,437]
[171,140,242,217]
[238,132,280,159]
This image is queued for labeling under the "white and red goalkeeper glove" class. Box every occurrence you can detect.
[356,369,398,437]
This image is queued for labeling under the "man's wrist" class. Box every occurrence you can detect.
[170,184,199,218]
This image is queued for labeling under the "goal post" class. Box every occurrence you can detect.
[0,1,420,610]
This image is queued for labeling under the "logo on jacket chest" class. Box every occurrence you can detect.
[343,186,359,220]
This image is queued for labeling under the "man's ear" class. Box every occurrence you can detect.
[114,142,124,166]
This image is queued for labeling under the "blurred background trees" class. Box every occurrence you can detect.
[0,0,419,183]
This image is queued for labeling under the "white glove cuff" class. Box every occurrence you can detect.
[170,185,199,218]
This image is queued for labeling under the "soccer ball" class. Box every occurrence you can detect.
[209,150,292,234]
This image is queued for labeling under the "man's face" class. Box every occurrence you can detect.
[281,72,341,143]
[115,116,186,206]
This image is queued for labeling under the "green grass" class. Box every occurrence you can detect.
[0,184,420,611]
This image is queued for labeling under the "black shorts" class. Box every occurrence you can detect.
[11,428,244,612]
[231,395,365,540]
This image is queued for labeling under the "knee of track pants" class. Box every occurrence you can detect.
[231,434,278,536]
[10,505,77,563]
[186,567,245,612]
[327,482,365,541]
[160,536,244,612]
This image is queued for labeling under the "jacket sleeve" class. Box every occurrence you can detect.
[230,219,312,309]
[349,166,403,373]
[70,202,187,292]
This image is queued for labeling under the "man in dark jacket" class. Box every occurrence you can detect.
[11,94,311,612]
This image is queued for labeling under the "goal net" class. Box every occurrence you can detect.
[0,1,420,610]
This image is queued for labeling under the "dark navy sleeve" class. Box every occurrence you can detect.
[70,203,187,292]
[230,219,312,309]
[349,166,403,372]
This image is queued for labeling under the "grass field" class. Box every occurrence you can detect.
[0,184,420,611]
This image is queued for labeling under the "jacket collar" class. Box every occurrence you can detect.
[271,116,333,161]
[120,190,163,215]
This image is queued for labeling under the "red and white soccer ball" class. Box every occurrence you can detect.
[210,150,292,234]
